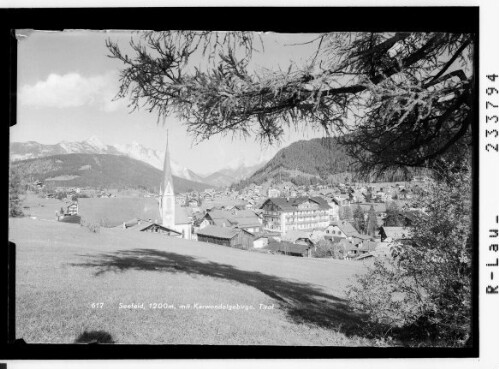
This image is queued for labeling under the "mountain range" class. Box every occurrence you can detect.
[11,136,420,192]
[10,137,265,187]
[11,153,212,194]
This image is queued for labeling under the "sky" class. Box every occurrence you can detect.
[11,30,330,175]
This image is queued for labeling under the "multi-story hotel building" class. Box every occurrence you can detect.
[260,197,331,234]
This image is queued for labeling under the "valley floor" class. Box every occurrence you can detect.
[10,217,378,345]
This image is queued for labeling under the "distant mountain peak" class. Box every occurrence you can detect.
[10,138,213,186]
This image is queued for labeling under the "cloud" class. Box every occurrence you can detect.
[19,72,126,112]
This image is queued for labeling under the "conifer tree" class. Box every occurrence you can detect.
[107,31,474,175]
[366,205,378,237]
[384,201,404,226]
[353,204,366,234]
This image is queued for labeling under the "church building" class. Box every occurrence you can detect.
[158,134,192,239]
[78,134,192,239]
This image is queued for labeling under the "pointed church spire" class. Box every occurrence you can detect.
[159,129,176,229]
[161,129,174,193]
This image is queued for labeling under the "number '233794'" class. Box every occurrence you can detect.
[485,74,499,152]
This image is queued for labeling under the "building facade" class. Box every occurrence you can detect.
[260,197,331,234]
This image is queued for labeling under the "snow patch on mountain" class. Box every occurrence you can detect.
[11,137,272,186]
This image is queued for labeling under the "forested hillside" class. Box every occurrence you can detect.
[233,137,429,189]
[12,153,212,193]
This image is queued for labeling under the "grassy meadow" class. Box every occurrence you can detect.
[11,210,379,345]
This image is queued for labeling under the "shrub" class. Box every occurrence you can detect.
[9,168,24,217]
[347,165,472,346]
[80,217,100,233]
[56,192,67,200]
[313,240,344,259]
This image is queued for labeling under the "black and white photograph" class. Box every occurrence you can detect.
[3,4,490,362]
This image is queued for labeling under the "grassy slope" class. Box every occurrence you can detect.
[11,217,377,345]
[21,193,69,220]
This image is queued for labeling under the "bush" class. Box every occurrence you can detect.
[313,240,344,259]
[347,165,472,346]
[80,217,100,233]
[312,240,335,258]
[56,192,67,200]
[9,168,24,217]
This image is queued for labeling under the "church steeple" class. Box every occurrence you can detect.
[159,130,175,228]
[161,130,174,193]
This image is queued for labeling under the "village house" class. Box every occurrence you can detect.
[357,240,378,255]
[268,188,281,198]
[281,229,315,247]
[123,218,183,237]
[196,225,254,249]
[66,202,78,215]
[252,234,269,249]
[337,238,359,259]
[201,208,262,233]
[197,225,241,247]
[333,195,350,206]
[324,220,360,240]
[260,196,331,234]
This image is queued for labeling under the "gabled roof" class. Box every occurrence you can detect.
[325,235,345,244]
[196,225,240,239]
[244,230,281,239]
[352,234,372,241]
[124,218,140,228]
[140,222,182,235]
[205,209,261,228]
[261,197,331,212]
[330,220,360,237]
[281,230,310,243]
